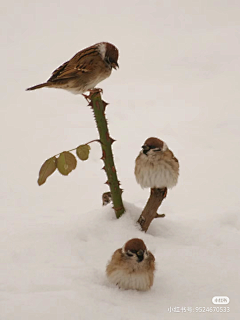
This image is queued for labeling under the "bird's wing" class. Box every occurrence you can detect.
[48,47,101,82]
[172,155,179,163]
[168,150,179,163]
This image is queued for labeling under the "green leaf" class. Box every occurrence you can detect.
[38,156,57,186]
[76,144,91,161]
[57,152,77,176]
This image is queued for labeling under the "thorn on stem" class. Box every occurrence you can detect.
[82,93,91,102]
[102,101,109,110]
[110,137,116,144]
[101,150,106,160]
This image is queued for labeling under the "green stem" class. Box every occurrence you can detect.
[89,91,125,218]
[53,139,100,158]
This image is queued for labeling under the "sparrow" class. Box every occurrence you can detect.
[106,238,155,291]
[135,137,179,189]
[26,42,119,94]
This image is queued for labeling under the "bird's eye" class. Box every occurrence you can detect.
[153,148,161,152]
[126,251,133,257]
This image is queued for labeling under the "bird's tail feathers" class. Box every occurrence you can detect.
[26,83,49,91]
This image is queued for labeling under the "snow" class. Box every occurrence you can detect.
[1,0,240,319]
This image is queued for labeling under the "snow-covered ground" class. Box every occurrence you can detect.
[1,0,240,319]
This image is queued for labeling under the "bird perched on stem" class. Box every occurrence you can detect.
[106,238,155,291]
[26,42,119,94]
[135,137,179,189]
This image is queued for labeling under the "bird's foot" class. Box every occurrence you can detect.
[82,88,103,101]
[88,88,103,95]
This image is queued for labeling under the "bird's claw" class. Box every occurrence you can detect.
[88,88,103,95]
[82,88,103,101]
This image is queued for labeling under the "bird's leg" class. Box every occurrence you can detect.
[88,88,103,95]
[83,88,103,101]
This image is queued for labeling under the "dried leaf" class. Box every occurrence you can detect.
[57,152,77,176]
[38,156,57,186]
[76,144,91,161]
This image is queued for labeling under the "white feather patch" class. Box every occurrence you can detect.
[97,43,107,59]
[108,269,152,291]
[162,142,168,152]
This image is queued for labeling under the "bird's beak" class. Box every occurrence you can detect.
[137,250,144,262]
[112,62,119,70]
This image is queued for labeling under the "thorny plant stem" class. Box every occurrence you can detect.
[88,91,125,218]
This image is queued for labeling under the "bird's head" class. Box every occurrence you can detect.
[142,137,168,155]
[122,238,148,263]
[98,42,119,70]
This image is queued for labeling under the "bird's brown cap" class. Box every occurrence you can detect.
[123,238,147,252]
[144,137,164,149]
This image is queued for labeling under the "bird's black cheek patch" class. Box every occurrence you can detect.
[137,256,144,263]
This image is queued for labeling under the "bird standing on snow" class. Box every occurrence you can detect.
[106,238,155,291]
[135,137,179,190]
[26,42,119,94]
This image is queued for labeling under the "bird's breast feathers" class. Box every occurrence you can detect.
[135,151,179,189]
[107,268,153,291]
